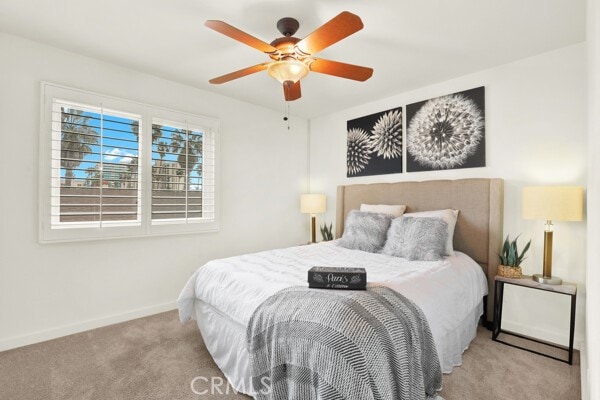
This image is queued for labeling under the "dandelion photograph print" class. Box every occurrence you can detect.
[406,86,485,172]
[346,107,403,177]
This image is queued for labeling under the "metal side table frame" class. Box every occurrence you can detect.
[492,275,576,365]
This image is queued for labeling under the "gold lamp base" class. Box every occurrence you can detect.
[532,274,562,285]
[533,224,561,285]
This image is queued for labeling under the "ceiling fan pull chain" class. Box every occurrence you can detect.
[284,102,290,130]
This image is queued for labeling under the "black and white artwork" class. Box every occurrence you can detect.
[406,86,485,172]
[346,107,403,177]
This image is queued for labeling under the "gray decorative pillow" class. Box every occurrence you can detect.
[338,210,393,253]
[403,209,459,255]
[381,217,449,261]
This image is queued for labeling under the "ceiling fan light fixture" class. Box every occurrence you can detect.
[267,60,309,84]
[205,12,372,100]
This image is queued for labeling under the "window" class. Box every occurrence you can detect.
[40,83,219,242]
[151,120,215,223]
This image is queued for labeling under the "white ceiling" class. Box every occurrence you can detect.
[0,0,585,118]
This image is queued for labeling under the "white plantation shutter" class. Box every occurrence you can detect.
[50,100,141,228]
[40,83,219,242]
[202,128,216,221]
[150,119,216,224]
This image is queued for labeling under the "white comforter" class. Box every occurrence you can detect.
[178,241,488,372]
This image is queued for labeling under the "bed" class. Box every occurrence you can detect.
[178,178,504,397]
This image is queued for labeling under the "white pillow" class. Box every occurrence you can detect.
[360,204,406,217]
[402,209,459,255]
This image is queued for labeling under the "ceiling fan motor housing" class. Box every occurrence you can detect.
[268,36,306,61]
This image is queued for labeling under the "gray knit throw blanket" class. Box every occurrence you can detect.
[247,286,442,400]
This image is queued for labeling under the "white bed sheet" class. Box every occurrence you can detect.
[178,241,488,394]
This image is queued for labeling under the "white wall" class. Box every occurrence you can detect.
[586,0,600,397]
[0,33,309,350]
[310,43,588,347]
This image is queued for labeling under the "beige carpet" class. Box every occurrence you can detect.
[0,311,580,400]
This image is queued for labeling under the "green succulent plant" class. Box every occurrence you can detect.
[499,235,531,267]
[320,222,334,241]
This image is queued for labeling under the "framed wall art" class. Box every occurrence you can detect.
[346,107,403,177]
[406,86,485,172]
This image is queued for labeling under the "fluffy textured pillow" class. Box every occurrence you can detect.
[338,210,393,253]
[381,217,449,261]
[360,204,407,217]
[403,209,459,255]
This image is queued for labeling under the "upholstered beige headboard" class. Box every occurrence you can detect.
[336,178,504,324]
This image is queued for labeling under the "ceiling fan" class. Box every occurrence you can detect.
[205,11,373,101]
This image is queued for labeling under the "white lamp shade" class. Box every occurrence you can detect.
[522,186,584,221]
[300,194,326,214]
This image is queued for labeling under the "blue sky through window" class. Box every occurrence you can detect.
[60,107,138,181]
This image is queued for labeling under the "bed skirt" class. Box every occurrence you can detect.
[192,298,483,397]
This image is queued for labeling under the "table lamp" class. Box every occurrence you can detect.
[522,186,584,285]
[300,194,326,243]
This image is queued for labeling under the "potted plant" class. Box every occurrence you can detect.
[497,235,531,278]
[320,222,334,241]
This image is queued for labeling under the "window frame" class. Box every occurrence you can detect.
[39,82,220,243]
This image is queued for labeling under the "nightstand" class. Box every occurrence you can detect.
[492,275,577,365]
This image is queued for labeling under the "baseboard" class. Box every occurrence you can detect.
[501,319,584,350]
[0,302,177,352]
[580,341,589,400]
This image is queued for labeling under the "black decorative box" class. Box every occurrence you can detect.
[308,266,367,290]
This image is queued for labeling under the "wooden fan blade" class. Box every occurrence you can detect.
[205,20,278,54]
[283,80,301,101]
[296,11,364,55]
[310,59,373,81]
[209,63,271,84]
